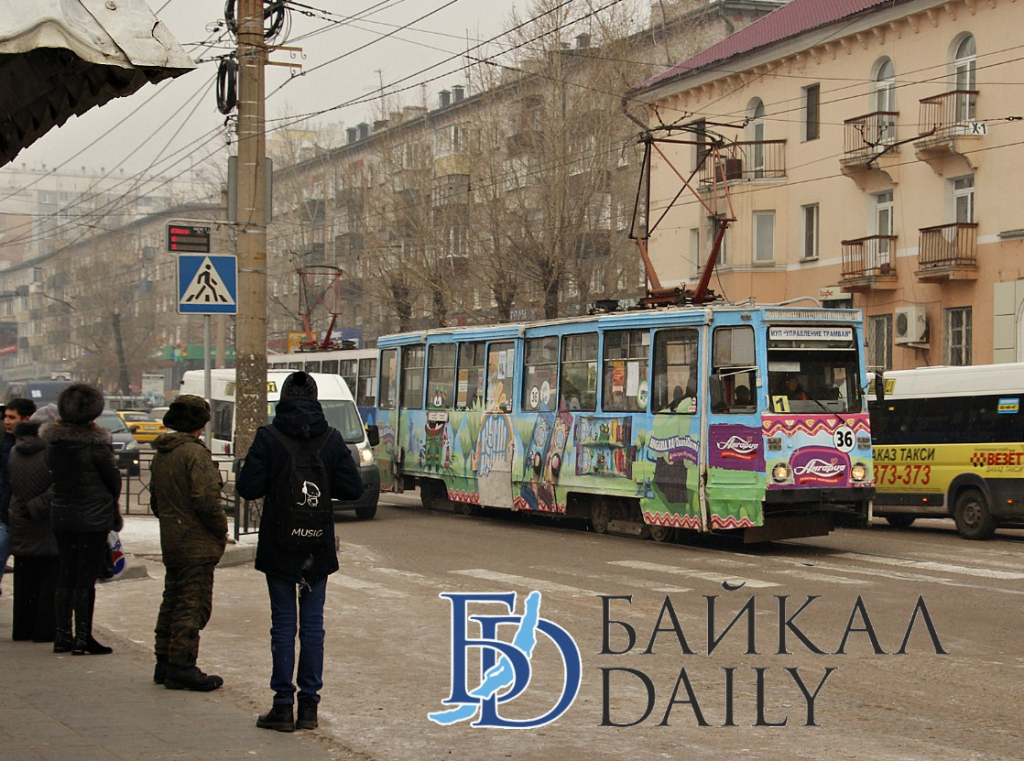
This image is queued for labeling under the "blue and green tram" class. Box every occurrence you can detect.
[373,305,874,543]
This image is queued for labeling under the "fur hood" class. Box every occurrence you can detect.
[40,420,113,447]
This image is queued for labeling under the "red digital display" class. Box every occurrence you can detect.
[167,224,211,253]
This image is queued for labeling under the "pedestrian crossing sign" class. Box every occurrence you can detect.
[177,255,237,314]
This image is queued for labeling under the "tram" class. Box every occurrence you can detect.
[373,304,875,543]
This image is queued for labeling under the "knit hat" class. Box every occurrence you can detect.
[30,403,59,425]
[58,383,105,424]
[163,394,211,432]
[280,371,318,400]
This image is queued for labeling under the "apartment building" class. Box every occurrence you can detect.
[630,0,1024,368]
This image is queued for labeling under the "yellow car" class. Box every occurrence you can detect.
[117,410,166,444]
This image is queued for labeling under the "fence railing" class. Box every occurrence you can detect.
[840,235,898,279]
[843,112,899,157]
[918,222,978,269]
[918,90,979,137]
[699,140,786,185]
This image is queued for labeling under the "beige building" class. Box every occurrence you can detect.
[631,0,1024,369]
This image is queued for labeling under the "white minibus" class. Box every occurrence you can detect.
[179,369,380,519]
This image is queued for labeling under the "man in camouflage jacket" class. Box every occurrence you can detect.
[150,395,227,692]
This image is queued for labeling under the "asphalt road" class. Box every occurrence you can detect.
[88,491,1024,761]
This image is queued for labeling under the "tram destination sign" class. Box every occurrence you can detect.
[167,223,211,253]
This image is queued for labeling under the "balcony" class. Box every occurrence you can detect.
[699,140,786,186]
[840,112,899,179]
[916,222,978,282]
[915,91,982,167]
[839,235,898,292]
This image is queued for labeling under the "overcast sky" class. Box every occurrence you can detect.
[12,0,531,178]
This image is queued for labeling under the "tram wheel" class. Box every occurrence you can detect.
[649,524,675,543]
[590,501,610,534]
[884,515,916,529]
[954,488,996,540]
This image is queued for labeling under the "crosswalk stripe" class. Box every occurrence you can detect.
[329,574,407,598]
[451,569,596,596]
[608,560,779,588]
[831,552,1024,580]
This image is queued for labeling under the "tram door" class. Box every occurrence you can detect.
[475,341,517,507]
[704,325,764,528]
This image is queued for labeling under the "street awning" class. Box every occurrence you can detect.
[0,0,195,167]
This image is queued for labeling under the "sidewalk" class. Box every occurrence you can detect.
[0,516,347,761]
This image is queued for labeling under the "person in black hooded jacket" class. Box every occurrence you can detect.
[42,383,122,655]
[236,371,363,733]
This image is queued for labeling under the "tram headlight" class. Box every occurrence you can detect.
[851,463,867,482]
[771,463,791,483]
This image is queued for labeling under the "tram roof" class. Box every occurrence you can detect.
[376,304,863,347]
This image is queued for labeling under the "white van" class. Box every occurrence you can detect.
[179,369,380,519]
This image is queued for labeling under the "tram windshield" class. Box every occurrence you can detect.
[766,325,862,414]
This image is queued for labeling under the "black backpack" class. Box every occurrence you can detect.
[264,425,334,554]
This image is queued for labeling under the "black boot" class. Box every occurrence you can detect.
[257,704,295,732]
[296,699,318,730]
[164,665,224,692]
[53,589,73,654]
[71,589,112,655]
[154,655,168,685]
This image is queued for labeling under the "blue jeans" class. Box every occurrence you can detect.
[266,574,327,705]
[0,520,10,596]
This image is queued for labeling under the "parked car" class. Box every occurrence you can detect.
[117,410,165,444]
[96,412,141,476]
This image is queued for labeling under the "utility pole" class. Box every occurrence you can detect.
[234,0,268,457]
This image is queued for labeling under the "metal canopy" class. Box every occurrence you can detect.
[0,0,195,167]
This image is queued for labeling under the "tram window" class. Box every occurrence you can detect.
[305,361,321,373]
[522,336,559,411]
[487,341,516,412]
[603,329,649,411]
[288,362,303,370]
[560,333,598,411]
[426,343,456,409]
[358,358,377,407]
[653,328,699,413]
[456,342,486,409]
[379,349,398,410]
[712,326,756,414]
[339,359,357,395]
[400,346,425,409]
[322,360,339,375]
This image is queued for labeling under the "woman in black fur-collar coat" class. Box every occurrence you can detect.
[42,384,122,655]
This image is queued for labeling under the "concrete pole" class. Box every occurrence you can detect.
[233,0,268,458]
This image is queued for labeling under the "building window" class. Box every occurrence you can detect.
[747,98,766,177]
[874,58,896,143]
[802,204,819,260]
[953,35,977,121]
[803,83,820,141]
[868,314,892,370]
[952,175,975,223]
[874,190,894,259]
[945,307,972,366]
[753,211,775,263]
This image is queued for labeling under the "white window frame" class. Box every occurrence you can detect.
[753,211,775,264]
[801,204,819,261]
[945,306,973,366]
[868,314,892,370]
[951,175,975,224]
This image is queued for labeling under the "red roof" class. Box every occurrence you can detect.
[637,0,910,93]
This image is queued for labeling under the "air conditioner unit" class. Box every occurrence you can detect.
[895,305,928,344]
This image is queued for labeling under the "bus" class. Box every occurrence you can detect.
[869,363,1024,539]
[374,304,874,543]
[267,348,378,425]
[180,369,380,519]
